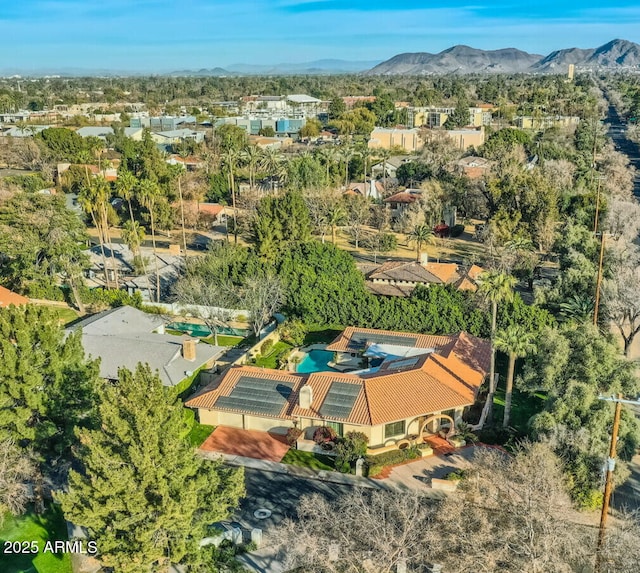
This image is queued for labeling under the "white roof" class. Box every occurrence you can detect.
[287,94,322,104]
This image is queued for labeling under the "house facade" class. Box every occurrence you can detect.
[186,328,490,453]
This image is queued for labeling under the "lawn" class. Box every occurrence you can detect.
[492,387,547,433]
[253,341,293,369]
[0,505,72,573]
[37,305,80,327]
[203,335,244,347]
[188,423,215,447]
[281,449,335,471]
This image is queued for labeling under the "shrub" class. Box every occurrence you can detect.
[450,224,465,238]
[278,319,308,346]
[365,445,420,475]
[261,339,274,355]
[335,431,369,469]
[313,426,337,444]
[286,427,303,447]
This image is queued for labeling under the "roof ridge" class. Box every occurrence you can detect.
[427,353,477,399]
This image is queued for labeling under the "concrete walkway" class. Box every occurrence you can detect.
[199,446,488,494]
[199,449,394,490]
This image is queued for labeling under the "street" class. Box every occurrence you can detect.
[604,102,640,198]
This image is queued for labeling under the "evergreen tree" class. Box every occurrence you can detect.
[0,305,98,460]
[59,364,245,573]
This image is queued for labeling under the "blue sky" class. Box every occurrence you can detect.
[1,0,639,71]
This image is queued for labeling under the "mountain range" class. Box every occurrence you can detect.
[3,39,640,77]
[368,39,640,75]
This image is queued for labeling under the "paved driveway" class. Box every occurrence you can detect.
[385,446,483,492]
[200,426,290,462]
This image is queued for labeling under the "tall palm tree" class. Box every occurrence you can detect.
[137,178,162,302]
[242,144,262,191]
[339,144,356,187]
[477,271,517,423]
[115,169,138,227]
[494,325,536,428]
[78,175,118,289]
[221,148,240,244]
[407,224,435,262]
[376,147,393,192]
[359,146,375,198]
[327,201,347,245]
[259,146,284,191]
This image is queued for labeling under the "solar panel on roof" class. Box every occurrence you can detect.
[215,376,293,416]
[320,381,361,420]
[385,357,420,370]
[347,332,418,350]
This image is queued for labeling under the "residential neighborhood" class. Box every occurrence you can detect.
[2,5,640,573]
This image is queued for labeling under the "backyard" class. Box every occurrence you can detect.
[0,505,72,573]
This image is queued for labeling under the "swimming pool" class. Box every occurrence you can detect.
[167,322,249,338]
[296,349,337,373]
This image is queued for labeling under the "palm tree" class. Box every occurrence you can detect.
[242,144,262,191]
[376,147,393,192]
[78,175,118,288]
[137,178,162,302]
[221,148,240,243]
[494,325,536,428]
[559,294,595,323]
[477,271,517,424]
[339,144,356,187]
[359,146,375,197]
[259,146,285,191]
[407,224,435,262]
[115,169,138,227]
[327,201,347,245]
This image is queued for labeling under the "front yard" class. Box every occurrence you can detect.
[281,450,335,471]
[0,505,72,573]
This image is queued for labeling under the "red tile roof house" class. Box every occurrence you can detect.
[366,256,484,297]
[186,327,490,455]
[0,286,29,308]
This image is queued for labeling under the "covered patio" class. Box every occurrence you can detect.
[199,426,290,462]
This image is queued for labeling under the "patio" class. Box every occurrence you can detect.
[199,426,290,463]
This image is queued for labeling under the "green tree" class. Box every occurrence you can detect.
[443,98,470,129]
[477,271,517,424]
[137,178,162,301]
[328,97,346,120]
[494,324,536,428]
[59,364,244,573]
[0,306,98,460]
[407,224,435,262]
[0,193,90,301]
[299,118,322,138]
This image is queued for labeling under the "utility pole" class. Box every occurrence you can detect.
[595,395,640,572]
[593,231,606,326]
[593,176,606,234]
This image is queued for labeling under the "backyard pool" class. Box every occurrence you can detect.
[167,322,249,338]
[296,349,336,373]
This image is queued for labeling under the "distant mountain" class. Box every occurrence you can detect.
[226,59,380,75]
[367,45,542,75]
[368,39,640,75]
[167,67,237,77]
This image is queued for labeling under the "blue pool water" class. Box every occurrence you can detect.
[296,350,336,373]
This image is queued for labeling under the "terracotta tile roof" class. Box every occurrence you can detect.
[366,282,415,297]
[187,331,490,428]
[368,260,459,285]
[423,262,459,283]
[185,366,305,419]
[291,372,371,425]
[326,326,454,353]
[0,286,29,308]
[384,191,420,204]
[197,203,224,217]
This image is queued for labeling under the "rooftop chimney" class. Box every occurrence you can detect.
[299,386,313,409]
[419,252,429,266]
[182,338,197,362]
